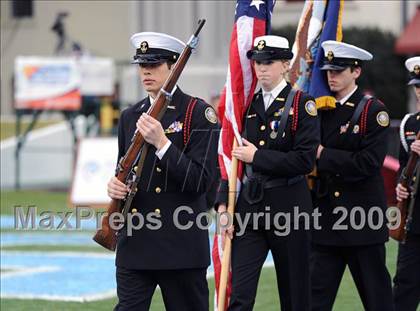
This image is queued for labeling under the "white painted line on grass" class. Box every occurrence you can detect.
[1,122,68,150]
[1,289,117,302]
[1,265,61,279]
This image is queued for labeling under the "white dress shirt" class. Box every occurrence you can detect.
[262,79,287,111]
[336,86,358,105]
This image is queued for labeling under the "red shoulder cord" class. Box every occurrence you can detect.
[183,98,198,146]
[291,90,302,134]
[360,98,373,135]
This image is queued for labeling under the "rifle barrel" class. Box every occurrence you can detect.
[194,19,206,36]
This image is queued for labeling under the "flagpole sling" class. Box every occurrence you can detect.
[218,138,239,311]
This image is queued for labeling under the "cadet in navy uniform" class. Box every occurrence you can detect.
[393,56,420,311]
[310,41,394,311]
[217,35,319,311]
[107,32,219,311]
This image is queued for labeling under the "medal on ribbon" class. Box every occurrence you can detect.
[270,120,279,139]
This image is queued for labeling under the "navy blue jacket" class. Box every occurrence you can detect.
[115,88,219,269]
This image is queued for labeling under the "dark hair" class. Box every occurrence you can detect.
[166,60,176,69]
[350,65,361,73]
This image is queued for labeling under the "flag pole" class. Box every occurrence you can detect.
[217,137,239,311]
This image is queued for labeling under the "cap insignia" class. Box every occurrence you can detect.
[257,40,266,51]
[327,51,334,62]
[140,41,148,54]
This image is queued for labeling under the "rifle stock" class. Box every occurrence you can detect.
[389,131,420,242]
[93,19,206,251]
[93,199,121,250]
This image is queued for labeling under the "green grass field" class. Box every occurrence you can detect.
[0,190,400,310]
[0,259,398,311]
[1,121,60,141]
[1,190,70,215]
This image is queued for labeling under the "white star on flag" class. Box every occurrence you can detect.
[250,0,265,11]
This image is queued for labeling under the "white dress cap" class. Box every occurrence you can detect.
[130,32,185,54]
[247,35,293,60]
[405,56,420,85]
[321,40,373,61]
[253,35,290,49]
[405,56,420,72]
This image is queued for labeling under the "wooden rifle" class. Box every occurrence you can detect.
[93,19,206,251]
[389,131,420,242]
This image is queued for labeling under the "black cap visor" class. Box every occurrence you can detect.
[247,48,293,61]
[408,78,420,86]
[131,47,179,64]
[321,57,362,71]
[131,54,172,65]
[320,63,347,71]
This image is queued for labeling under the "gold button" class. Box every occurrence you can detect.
[260,125,266,131]
[259,140,265,146]
[155,187,161,194]
[154,208,161,214]
[334,191,340,198]
[156,167,162,173]
[133,166,138,172]
[132,208,137,213]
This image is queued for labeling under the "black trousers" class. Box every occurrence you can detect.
[393,233,420,311]
[228,226,311,311]
[114,267,209,311]
[311,243,394,311]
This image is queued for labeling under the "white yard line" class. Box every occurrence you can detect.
[1,290,117,302]
[1,265,61,279]
[0,121,69,150]
[0,251,275,302]
[1,250,115,258]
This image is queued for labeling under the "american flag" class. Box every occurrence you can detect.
[212,1,275,309]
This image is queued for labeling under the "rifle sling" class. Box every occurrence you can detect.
[122,143,150,220]
[277,88,297,139]
[344,95,372,139]
[244,88,297,179]
[406,159,420,233]
[121,96,174,220]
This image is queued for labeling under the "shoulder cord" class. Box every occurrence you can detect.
[183,97,198,147]
[359,98,373,136]
[291,90,302,135]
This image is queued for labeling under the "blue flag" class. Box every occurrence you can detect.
[309,0,344,110]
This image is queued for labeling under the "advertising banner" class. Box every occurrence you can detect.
[14,56,81,110]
